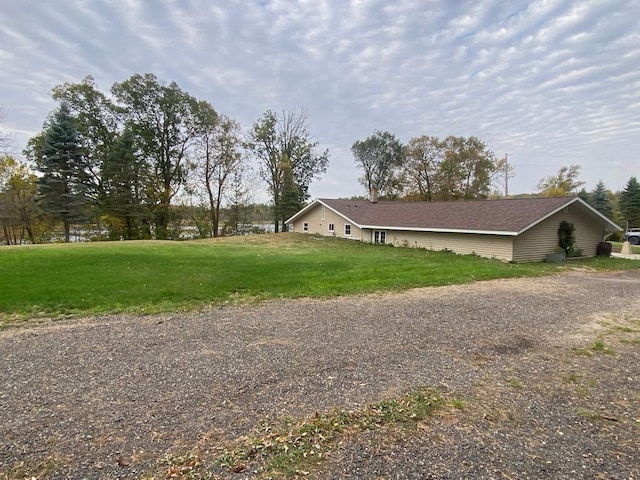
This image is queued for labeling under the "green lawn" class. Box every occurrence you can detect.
[1,233,637,324]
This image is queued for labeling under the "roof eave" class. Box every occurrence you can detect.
[360,225,518,236]
[285,199,363,228]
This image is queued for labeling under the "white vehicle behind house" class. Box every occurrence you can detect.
[624,228,640,245]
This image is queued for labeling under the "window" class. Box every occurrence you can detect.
[344,224,351,236]
[303,222,308,232]
[373,230,386,244]
[328,223,335,232]
[321,206,326,220]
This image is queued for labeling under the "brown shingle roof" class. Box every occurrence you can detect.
[319,196,584,234]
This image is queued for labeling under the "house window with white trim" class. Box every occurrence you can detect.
[373,230,386,244]
[328,223,335,232]
[321,206,326,220]
[303,222,308,232]
[344,224,351,236]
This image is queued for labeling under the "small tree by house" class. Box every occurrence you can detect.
[558,220,577,256]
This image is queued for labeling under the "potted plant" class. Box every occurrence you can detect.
[545,247,566,263]
[546,221,576,262]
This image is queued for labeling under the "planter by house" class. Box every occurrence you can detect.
[596,241,612,257]
[545,252,565,263]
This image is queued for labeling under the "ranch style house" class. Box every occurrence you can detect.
[285,195,621,262]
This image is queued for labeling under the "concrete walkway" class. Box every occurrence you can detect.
[612,252,640,260]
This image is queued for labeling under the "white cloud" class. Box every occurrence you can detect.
[0,0,638,197]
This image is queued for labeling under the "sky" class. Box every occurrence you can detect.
[1,0,639,201]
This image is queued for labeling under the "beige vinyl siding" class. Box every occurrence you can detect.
[290,204,362,240]
[372,230,514,261]
[513,205,606,262]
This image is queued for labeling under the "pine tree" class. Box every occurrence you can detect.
[619,176,640,228]
[589,181,613,219]
[36,103,93,242]
[101,130,150,239]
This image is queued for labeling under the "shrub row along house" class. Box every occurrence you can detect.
[285,194,620,262]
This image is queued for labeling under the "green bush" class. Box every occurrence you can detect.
[558,220,576,254]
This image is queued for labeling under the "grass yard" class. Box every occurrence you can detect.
[1,233,637,324]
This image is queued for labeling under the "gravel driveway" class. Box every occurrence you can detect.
[1,270,639,479]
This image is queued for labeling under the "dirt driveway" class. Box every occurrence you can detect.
[1,270,639,479]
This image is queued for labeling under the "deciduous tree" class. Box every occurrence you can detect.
[403,136,443,201]
[493,156,516,197]
[225,169,254,235]
[0,156,38,244]
[111,73,203,239]
[351,130,404,198]
[247,109,329,232]
[437,136,496,200]
[537,165,585,197]
[52,76,120,201]
[0,108,13,153]
[193,111,244,237]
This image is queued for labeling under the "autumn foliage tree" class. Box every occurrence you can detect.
[537,165,585,197]
[0,156,39,244]
[400,135,498,201]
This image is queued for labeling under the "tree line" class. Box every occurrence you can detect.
[523,163,639,235]
[1,77,639,244]
[350,130,511,201]
[577,177,640,236]
[349,130,639,234]
[1,74,328,243]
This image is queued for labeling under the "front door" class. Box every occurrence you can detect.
[373,230,386,244]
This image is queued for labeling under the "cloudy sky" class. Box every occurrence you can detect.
[1,0,638,200]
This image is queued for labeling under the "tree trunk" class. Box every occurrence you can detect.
[26,225,34,244]
[64,220,70,242]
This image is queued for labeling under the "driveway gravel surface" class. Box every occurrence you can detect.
[1,270,639,479]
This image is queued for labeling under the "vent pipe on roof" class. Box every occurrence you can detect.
[369,187,378,203]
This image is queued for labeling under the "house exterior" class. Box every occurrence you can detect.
[285,196,621,262]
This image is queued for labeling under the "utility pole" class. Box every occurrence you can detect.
[504,153,509,197]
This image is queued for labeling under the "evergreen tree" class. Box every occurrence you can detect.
[36,103,93,242]
[619,176,640,228]
[101,130,150,239]
[589,181,613,219]
[577,188,591,204]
